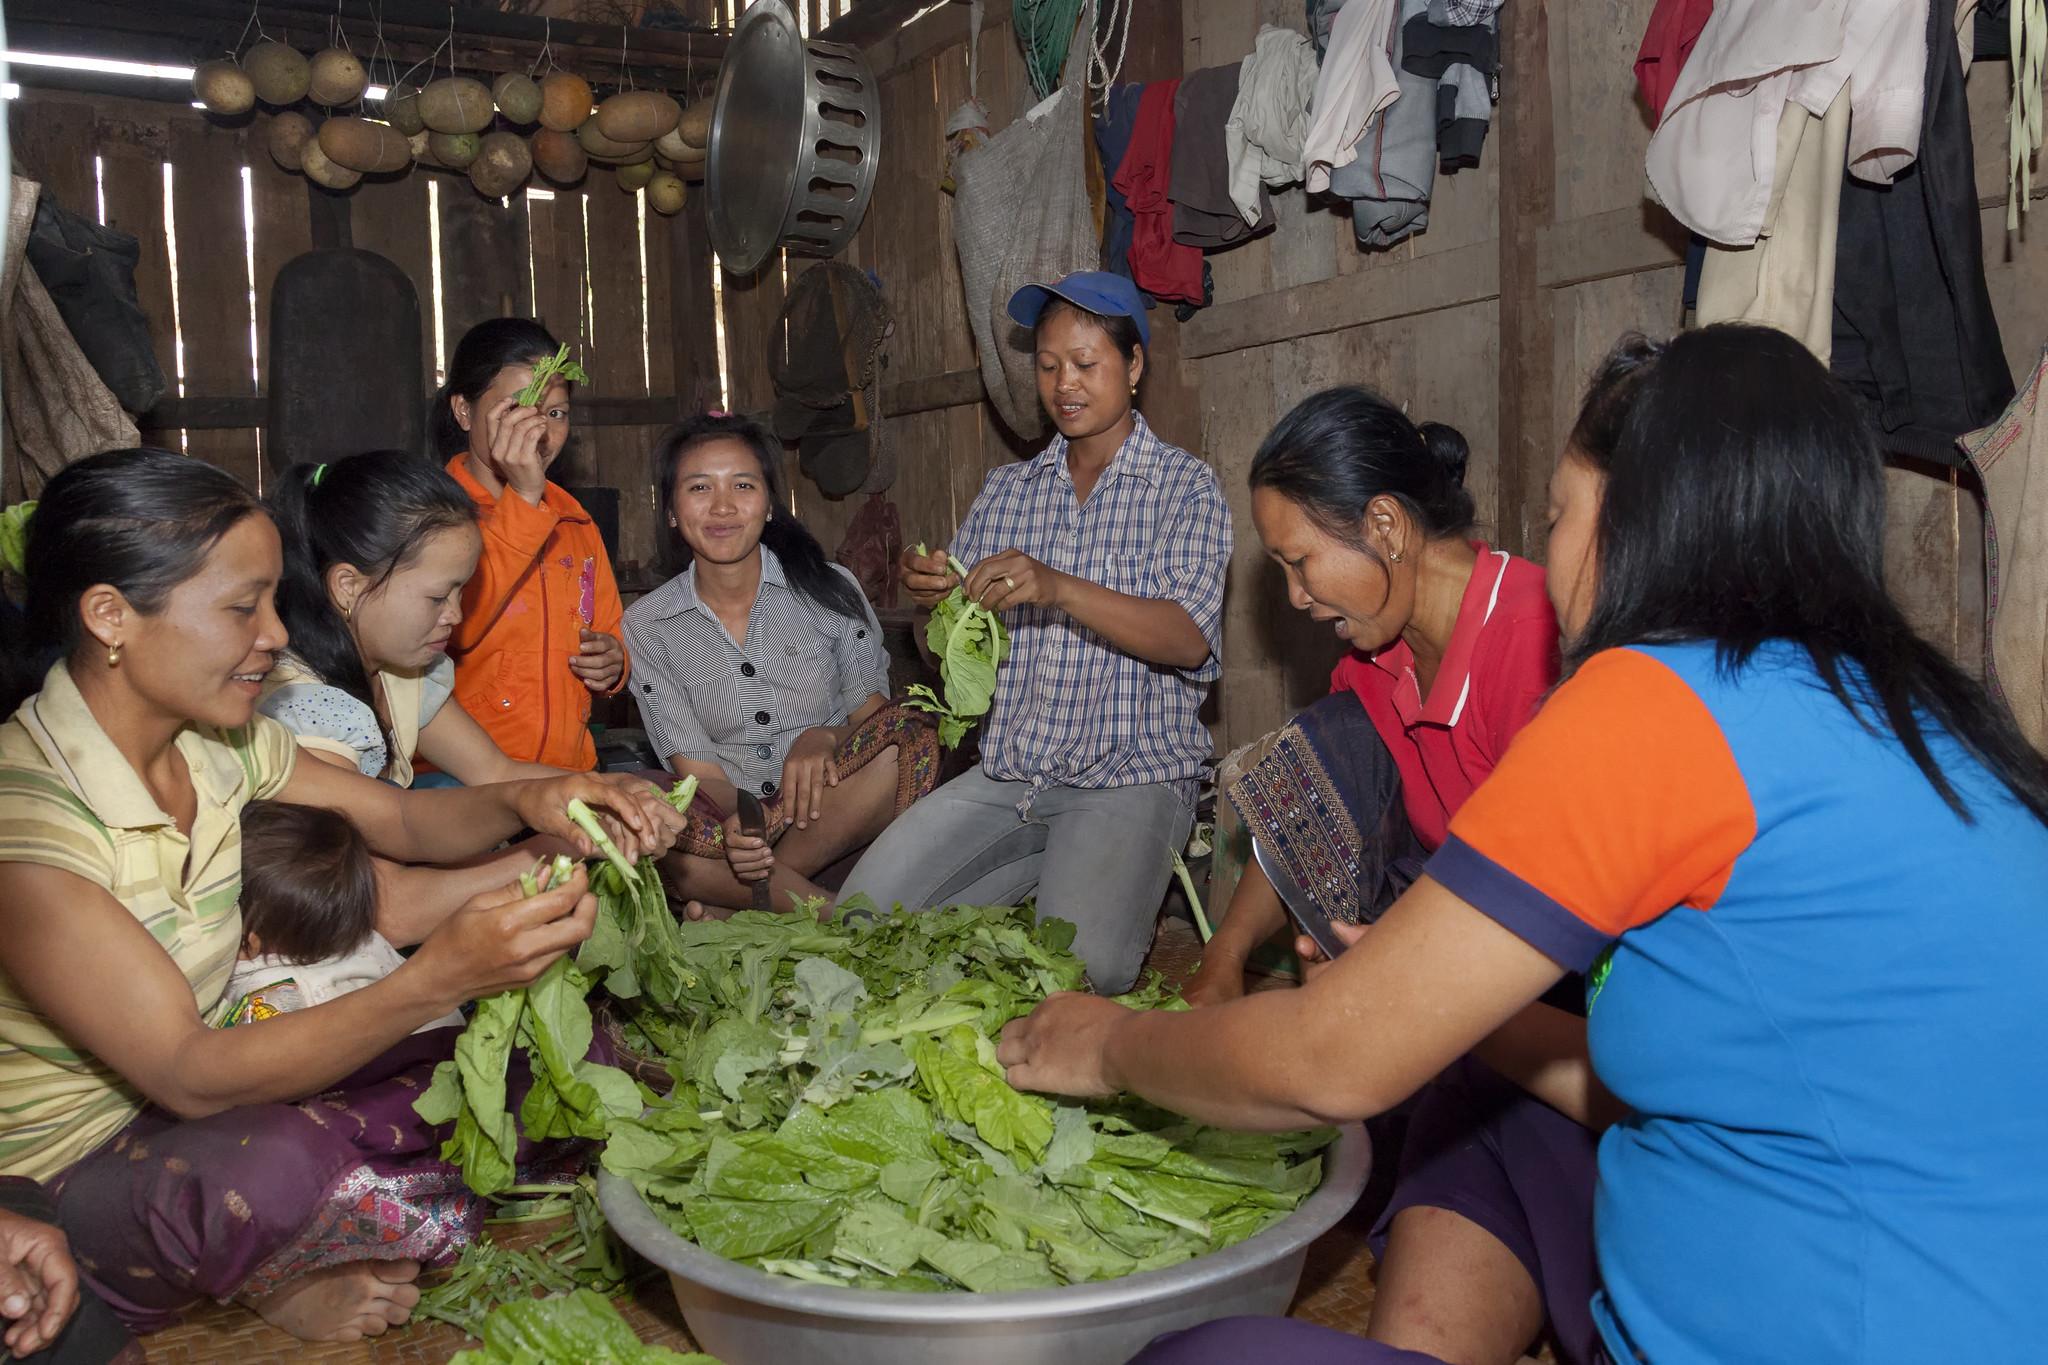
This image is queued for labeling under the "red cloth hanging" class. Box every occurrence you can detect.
[1111,81,1206,304]
[1634,0,1715,125]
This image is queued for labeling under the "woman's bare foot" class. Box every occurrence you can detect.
[253,1259,421,1342]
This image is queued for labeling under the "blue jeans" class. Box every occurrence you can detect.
[409,771,463,790]
[837,768,1195,994]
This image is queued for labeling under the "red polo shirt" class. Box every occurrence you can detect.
[1331,544,1559,850]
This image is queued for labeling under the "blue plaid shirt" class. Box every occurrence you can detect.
[949,413,1231,804]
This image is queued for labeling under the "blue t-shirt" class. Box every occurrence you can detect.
[1431,640,2048,1362]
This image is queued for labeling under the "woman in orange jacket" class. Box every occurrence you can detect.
[431,318,626,772]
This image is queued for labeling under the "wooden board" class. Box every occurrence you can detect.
[168,117,261,487]
[666,193,723,413]
[435,181,535,371]
[8,97,98,223]
[584,177,656,570]
[349,169,438,403]
[91,99,178,448]
[246,152,315,415]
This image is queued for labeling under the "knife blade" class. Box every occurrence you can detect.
[1252,836,1350,962]
[735,789,775,913]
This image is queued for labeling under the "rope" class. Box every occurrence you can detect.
[2013,0,2045,230]
[1014,0,1084,100]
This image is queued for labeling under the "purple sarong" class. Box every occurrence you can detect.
[48,1025,591,1332]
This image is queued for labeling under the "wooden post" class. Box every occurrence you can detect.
[307,181,353,251]
[1496,0,1556,560]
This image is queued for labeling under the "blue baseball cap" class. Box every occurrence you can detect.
[1006,270,1151,348]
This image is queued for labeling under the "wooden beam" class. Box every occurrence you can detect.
[151,394,683,430]
[1176,241,1501,360]
[824,0,969,52]
[883,366,985,414]
[1496,0,1557,559]
[1536,204,1686,291]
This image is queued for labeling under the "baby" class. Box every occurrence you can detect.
[223,800,463,1032]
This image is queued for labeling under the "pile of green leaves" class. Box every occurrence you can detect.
[516,343,589,407]
[600,903,1334,1292]
[417,1179,630,1338]
[447,1288,718,1364]
[903,546,1009,748]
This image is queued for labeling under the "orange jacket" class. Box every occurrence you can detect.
[445,457,627,771]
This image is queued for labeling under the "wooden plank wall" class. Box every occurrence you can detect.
[4,87,720,580]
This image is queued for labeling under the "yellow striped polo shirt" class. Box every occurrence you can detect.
[0,662,296,1179]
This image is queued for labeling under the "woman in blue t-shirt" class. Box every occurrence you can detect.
[1001,325,2048,1364]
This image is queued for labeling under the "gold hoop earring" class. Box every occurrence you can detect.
[107,642,122,667]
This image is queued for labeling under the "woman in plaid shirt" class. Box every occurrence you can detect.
[839,272,1231,994]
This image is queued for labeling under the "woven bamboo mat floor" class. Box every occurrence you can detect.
[139,917,1388,1364]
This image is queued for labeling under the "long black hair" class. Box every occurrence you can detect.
[269,450,479,705]
[1249,385,1475,582]
[1,448,267,714]
[430,317,568,456]
[1567,324,2048,826]
[652,412,868,623]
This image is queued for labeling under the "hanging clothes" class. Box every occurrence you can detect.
[1226,26,1319,228]
[1644,0,1929,245]
[1113,81,1207,304]
[1832,0,2013,464]
[1961,343,2048,753]
[1172,63,1271,248]
[1634,0,1715,125]
[1303,0,1403,193]
[1331,0,1436,247]
[1693,91,1849,361]
[1405,0,1501,170]
[1095,82,1146,286]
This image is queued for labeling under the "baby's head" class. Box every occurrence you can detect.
[239,800,378,964]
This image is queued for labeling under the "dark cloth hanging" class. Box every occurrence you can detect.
[1171,63,1273,248]
[24,196,167,416]
[1830,0,2014,466]
[1111,81,1208,305]
[1095,83,1147,288]
[1975,0,2011,59]
[1400,9,1499,171]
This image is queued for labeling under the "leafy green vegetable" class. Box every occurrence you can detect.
[515,343,590,409]
[601,902,1335,1292]
[446,1288,717,1363]
[0,502,32,578]
[416,957,645,1197]
[665,777,699,814]
[902,544,1009,749]
[567,799,639,884]
[417,1180,630,1339]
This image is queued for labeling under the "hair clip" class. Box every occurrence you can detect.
[311,463,329,488]
[706,409,731,418]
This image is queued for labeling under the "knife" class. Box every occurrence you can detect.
[1252,836,1350,962]
[734,788,775,913]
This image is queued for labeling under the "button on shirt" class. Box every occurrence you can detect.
[950,412,1231,802]
[622,549,890,795]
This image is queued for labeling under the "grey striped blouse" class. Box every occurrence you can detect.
[621,548,890,796]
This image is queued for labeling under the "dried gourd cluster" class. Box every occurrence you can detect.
[193,41,706,213]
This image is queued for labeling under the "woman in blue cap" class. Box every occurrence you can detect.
[838,271,1232,994]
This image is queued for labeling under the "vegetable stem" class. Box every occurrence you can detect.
[565,798,638,884]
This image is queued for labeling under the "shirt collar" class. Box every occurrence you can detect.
[648,545,788,622]
[19,661,251,831]
[1369,543,1512,729]
[444,455,592,522]
[1027,411,1164,487]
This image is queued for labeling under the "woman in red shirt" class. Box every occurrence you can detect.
[1184,386,1596,1365]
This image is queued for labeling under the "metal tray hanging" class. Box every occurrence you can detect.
[706,0,881,274]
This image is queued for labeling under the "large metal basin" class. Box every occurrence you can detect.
[599,1123,1370,1365]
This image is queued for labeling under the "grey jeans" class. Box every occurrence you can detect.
[838,768,1196,994]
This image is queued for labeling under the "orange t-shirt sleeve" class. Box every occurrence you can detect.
[1426,647,1758,971]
